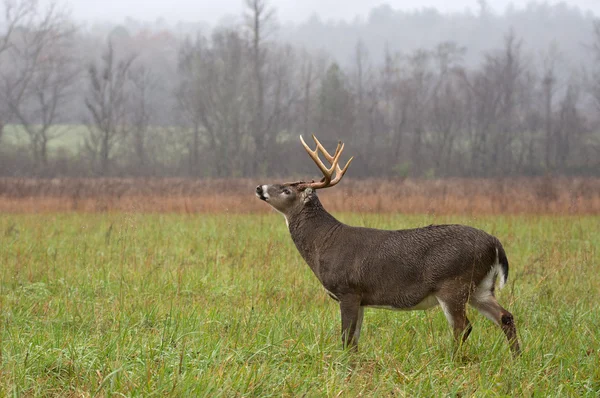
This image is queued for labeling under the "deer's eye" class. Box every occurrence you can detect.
[282,188,291,195]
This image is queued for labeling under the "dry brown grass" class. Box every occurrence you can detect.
[1,176,599,214]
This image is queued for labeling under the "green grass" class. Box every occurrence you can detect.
[3,125,86,153]
[0,212,599,396]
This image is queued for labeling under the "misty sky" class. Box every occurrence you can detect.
[58,0,599,24]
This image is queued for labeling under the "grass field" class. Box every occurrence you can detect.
[3,125,85,153]
[1,212,599,396]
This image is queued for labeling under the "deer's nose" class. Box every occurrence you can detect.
[256,185,263,194]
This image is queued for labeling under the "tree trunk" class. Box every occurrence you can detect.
[40,135,48,168]
[191,125,200,176]
[101,132,110,176]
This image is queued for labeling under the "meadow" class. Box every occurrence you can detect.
[2,125,85,153]
[1,210,599,396]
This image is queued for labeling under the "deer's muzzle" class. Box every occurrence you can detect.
[255,185,269,201]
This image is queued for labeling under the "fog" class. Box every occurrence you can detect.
[1,0,600,178]
[51,0,600,24]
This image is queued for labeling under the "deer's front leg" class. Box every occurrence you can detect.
[339,295,362,350]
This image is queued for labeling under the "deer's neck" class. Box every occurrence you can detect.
[286,195,342,274]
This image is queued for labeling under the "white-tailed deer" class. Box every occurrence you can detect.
[256,135,520,356]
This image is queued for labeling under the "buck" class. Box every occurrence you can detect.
[255,135,520,355]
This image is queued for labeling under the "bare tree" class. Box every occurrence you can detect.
[176,35,205,176]
[128,65,158,175]
[245,0,295,176]
[245,0,272,174]
[428,42,466,175]
[379,47,410,174]
[0,0,38,144]
[491,31,527,175]
[352,40,368,142]
[0,0,35,53]
[263,44,299,161]
[1,1,77,173]
[589,19,600,168]
[85,41,135,176]
[540,44,560,171]
[461,32,528,176]
[296,51,328,138]
[349,40,380,176]
[556,82,580,170]
[318,63,354,144]
[592,20,600,115]
[298,51,314,137]
[177,29,253,177]
[405,49,434,173]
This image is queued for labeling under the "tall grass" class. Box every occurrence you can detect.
[1,212,599,396]
[1,177,600,214]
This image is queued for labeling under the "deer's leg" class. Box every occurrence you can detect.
[470,295,521,356]
[436,291,472,348]
[352,306,365,343]
[470,296,521,356]
[339,295,362,350]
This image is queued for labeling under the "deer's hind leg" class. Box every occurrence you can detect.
[435,286,472,348]
[469,292,521,356]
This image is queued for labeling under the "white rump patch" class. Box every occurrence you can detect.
[472,248,506,303]
[474,268,496,302]
[495,248,507,289]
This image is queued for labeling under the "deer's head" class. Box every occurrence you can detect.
[255,135,353,217]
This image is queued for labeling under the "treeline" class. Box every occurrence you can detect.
[0,0,599,178]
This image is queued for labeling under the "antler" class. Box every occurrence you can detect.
[297,134,354,190]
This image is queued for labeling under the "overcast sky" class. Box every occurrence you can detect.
[57,0,600,25]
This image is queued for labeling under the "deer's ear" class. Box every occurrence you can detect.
[302,188,314,203]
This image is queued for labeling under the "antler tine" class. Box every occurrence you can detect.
[298,135,353,190]
[299,135,334,189]
[311,134,342,163]
[328,155,354,187]
[311,134,353,185]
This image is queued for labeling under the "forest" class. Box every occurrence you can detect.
[0,0,599,178]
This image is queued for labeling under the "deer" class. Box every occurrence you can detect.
[255,135,520,356]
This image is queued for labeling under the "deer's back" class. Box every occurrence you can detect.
[318,224,503,307]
